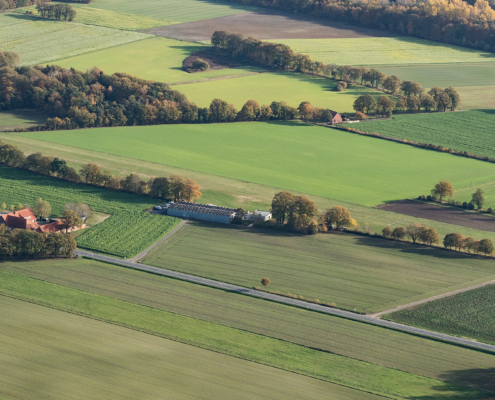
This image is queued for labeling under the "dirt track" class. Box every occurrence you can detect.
[143,11,395,41]
[377,200,495,232]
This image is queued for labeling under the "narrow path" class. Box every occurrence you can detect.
[74,249,495,354]
[369,278,495,318]
[128,219,187,262]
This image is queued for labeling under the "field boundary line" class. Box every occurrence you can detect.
[74,249,495,354]
[129,219,187,262]
[369,279,495,318]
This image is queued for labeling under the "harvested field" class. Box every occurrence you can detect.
[377,200,495,233]
[144,10,394,42]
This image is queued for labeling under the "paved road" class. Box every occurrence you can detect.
[370,279,495,318]
[129,220,187,262]
[75,249,495,354]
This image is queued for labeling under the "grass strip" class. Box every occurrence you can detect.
[0,270,490,400]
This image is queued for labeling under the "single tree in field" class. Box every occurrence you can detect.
[33,198,51,219]
[60,210,82,234]
[392,226,406,241]
[261,277,271,288]
[479,239,494,256]
[382,226,392,238]
[471,189,484,210]
[322,206,351,230]
[432,181,455,204]
[463,237,476,253]
[406,223,423,243]
[271,191,295,226]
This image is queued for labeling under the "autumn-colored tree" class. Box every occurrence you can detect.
[406,223,423,243]
[479,239,494,256]
[237,100,261,121]
[261,277,271,287]
[392,226,406,240]
[382,226,392,238]
[288,196,318,231]
[79,163,101,184]
[183,179,202,202]
[432,181,455,203]
[271,191,295,226]
[169,175,186,201]
[298,101,314,120]
[322,206,351,230]
[60,209,82,234]
[463,237,476,253]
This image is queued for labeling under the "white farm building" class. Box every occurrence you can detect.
[166,202,236,224]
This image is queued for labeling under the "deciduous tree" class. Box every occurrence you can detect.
[392,226,406,240]
[432,181,455,203]
[33,198,51,219]
[479,239,494,255]
[322,206,351,230]
[60,210,82,233]
[271,191,295,226]
[471,188,484,210]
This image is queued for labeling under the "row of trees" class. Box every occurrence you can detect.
[36,3,76,21]
[0,140,202,202]
[222,0,495,52]
[271,191,319,234]
[353,87,460,116]
[0,0,91,10]
[0,225,77,259]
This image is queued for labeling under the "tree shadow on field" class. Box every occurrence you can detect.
[477,109,495,115]
[353,234,491,261]
[409,368,495,399]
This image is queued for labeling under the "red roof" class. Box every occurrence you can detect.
[39,221,63,233]
[0,209,39,230]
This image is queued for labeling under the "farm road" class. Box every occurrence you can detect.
[75,249,495,354]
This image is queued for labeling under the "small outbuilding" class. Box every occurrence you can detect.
[166,201,236,224]
[329,110,342,124]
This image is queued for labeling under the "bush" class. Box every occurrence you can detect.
[426,195,432,201]
[336,81,347,92]
[355,111,366,120]
[192,58,210,71]
[487,207,493,214]
[468,202,476,210]
[462,201,469,209]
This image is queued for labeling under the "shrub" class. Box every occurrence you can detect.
[462,202,469,209]
[355,111,366,120]
[487,207,493,214]
[192,58,210,71]
[336,81,347,92]
[382,226,392,238]
[468,202,475,210]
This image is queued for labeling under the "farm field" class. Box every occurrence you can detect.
[16,6,177,31]
[0,297,358,400]
[0,14,149,66]
[173,71,391,110]
[357,110,495,160]
[385,284,495,345]
[0,110,46,131]
[4,258,495,393]
[5,130,495,243]
[54,37,266,84]
[0,165,180,258]
[142,222,495,313]
[87,0,256,22]
[0,268,488,399]
[275,37,495,66]
[19,121,495,207]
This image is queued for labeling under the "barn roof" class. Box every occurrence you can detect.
[168,201,236,217]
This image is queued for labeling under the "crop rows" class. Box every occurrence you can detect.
[0,14,148,66]
[385,283,495,345]
[0,165,179,257]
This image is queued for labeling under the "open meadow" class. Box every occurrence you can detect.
[275,37,495,66]
[0,264,489,399]
[142,222,495,313]
[0,297,357,400]
[87,0,256,23]
[0,110,46,131]
[385,283,495,345]
[173,71,391,110]
[0,14,149,66]
[356,110,495,160]
[53,37,265,84]
[4,258,495,393]
[0,165,180,258]
[19,121,495,207]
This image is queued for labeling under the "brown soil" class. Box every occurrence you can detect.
[377,200,495,233]
[143,10,395,42]
[183,49,243,73]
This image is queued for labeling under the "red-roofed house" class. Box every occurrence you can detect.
[329,110,342,124]
[0,209,39,230]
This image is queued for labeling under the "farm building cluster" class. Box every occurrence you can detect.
[162,201,271,224]
[0,209,85,233]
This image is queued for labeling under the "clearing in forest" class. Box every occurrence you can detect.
[142,222,495,313]
[0,110,46,131]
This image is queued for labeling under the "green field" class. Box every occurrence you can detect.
[88,0,256,22]
[0,165,180,257]
[0,13,148,66]
[174,71,391,110]
[54,37,266,84]
[19,121,495,207]
[5,130,495,244]
[0,110,46,131]
[142,222,495,312]
[277,37,495,67]
[385,284,495,345]
[5,258,495,393]
[1,297,364,400]
[0,265,489,399]
[357,110,495,160]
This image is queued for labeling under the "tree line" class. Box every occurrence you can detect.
[0,140,203,202]
[0,0,90,11]
[0,225,77,259]
[221,0,495,53]
[1,63,342,131]
[36,3,76,21]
